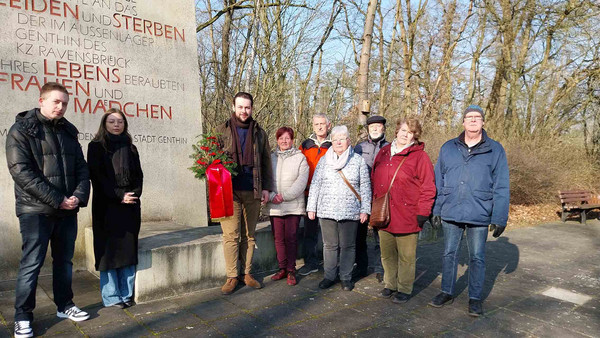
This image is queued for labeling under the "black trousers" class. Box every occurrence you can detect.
[355,221,369,274]
[302,216,321,268]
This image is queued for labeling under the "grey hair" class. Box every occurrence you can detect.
[312,113,329,124]
[330,125,349,140]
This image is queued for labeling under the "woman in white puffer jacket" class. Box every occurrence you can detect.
[265,127,309,286]
[306,125,371,292]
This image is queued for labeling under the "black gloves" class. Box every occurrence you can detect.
[417,215,428,228]
[489,224,505,238]
[431,215,442,230]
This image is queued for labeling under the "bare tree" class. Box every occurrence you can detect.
[356,0,378,126]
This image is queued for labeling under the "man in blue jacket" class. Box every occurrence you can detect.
[429,105,509,317]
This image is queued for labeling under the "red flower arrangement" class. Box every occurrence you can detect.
[189,133,237,179]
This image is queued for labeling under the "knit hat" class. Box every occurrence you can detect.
[366,115,386,125]
[463,105,485,120]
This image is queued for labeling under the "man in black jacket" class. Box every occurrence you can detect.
[6,82,91,338]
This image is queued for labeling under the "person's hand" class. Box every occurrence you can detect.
[489,224,505,238]
[122,192,138,204]
[69,196,79,209]
[59,197,76,210]
[308,211,316,220]
[261,190,269,205]
[417,215,428,228]
[431,215,442,230]
[272,194,284,204]
[360,213,368,223]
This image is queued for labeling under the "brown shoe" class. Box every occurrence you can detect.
[287,271,297,286]
[243,274,262,289]
[271,269,287,281]
[221,277,238,295]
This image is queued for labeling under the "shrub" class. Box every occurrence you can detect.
[421,128,600,205]
[503,136,600,205]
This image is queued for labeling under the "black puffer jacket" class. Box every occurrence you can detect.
[5,108,90,216]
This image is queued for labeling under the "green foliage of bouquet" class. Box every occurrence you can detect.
[189,133,238,179]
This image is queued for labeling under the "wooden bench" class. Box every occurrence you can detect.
[558,190,600,223]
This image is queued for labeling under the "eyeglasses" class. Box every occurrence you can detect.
[464,116,483,121]
[332,138,348,143]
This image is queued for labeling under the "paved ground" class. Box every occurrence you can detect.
[0,220,598,337]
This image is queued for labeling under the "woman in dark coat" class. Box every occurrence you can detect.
[371,116,436,304]
[88,108,143,308]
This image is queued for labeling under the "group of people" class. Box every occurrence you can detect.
[217,92,509,319]
[5,86,508,338]
[6,82,143,338]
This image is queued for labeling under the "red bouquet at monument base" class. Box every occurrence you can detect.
[190,134,238,219]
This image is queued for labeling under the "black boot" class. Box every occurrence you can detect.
[391,292,411,304]
[428,292,454,308]
[468,299,483,317]
[318,278,335,289]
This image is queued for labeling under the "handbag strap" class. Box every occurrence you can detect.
[338,170,361,202]
[386,156,408,194]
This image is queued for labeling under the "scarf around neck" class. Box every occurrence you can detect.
[277,147,296,157]
[108,133,140,187]
[229,113,255,167]
[325,146,352,171]
[390,140,414,157]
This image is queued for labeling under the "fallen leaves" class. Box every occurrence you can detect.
[507,204,563,230]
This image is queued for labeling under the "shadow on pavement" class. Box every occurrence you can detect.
[412,234,520,302]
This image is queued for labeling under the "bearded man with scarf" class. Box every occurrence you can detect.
[215,92,274,295]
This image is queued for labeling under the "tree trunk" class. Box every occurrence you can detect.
[378,0,401,116]
[298,1,340,128]
[218,0,235,110]
[357,0,378,125]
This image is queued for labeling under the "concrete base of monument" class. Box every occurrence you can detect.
[83,219,442,304]
[84,220,279,303]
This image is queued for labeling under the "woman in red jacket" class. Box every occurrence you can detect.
[371,116,436,304]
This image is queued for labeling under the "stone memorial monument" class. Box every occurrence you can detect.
[0,0,207,282]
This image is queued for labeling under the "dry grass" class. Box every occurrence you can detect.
[503,137,600,205]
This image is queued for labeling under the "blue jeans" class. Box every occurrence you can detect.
[100,265,136,306]
[14,214,77,321]
[441,220,488,300]
[320,218,358,281]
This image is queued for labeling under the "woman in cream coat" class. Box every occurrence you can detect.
[265,127,309,285]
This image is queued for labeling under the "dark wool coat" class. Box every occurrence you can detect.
[371,142,436,234]
[5,109,90,216]
[88,140,143,271]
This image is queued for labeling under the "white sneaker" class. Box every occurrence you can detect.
[57,305,90,322]
[14,320,33,338]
